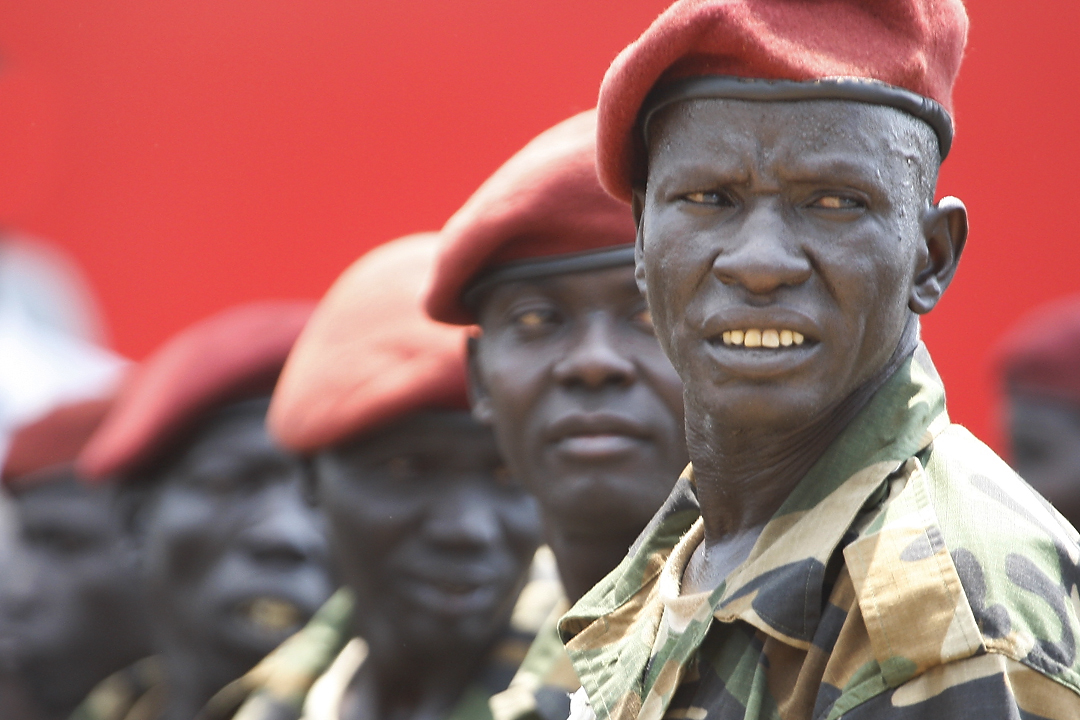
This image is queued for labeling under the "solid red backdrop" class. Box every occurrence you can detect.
[0,0,1076,453]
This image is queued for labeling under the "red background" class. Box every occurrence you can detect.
[0,1,1077,452]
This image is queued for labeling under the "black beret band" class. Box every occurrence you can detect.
[641,75,954,160]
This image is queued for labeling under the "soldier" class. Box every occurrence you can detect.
[424,111,687,720]
[998,296,1080,528]
[211,234,545,720]
[74,303,335,720]
[0,397,151,720]
[556,1,1080,718]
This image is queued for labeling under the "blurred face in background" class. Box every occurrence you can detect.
[0,474,150,720]
[1009,393,1080,528]
[314,410,542,666]
[128,398,333,693]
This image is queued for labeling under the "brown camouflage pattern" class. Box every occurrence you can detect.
[69,657,167,720]
[559,345,1080,719]
[490,596,581,720]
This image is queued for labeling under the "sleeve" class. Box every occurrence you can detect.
[840,653,1080,720]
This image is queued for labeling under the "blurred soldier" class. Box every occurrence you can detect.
[425,111,687,720]
[0,396,151,720]
[998,296,1080,527]
[554,0,1080,717]
[74,302,335,720]
[208,234,545,720]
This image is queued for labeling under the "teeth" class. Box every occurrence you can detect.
[244,598,302,632]
[721,329,807,348]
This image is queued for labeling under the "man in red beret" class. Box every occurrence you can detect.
[425,110,687,720]
[998,296,1080,528]
[211,234,545,720]
[73,302,335,720]
[0,396,151,720]
[556,1,1080,718]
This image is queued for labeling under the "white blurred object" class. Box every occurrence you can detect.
[0,234,128,467]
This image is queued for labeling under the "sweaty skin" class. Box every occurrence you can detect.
[471,265,687,601]
[314,410,542,720]
[127,399,333,720]
[1008,394,1080,527]
[634,99,967,593]
[0,476,150,720]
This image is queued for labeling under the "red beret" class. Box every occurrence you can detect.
[596,0,969,202]
[3,396,115,488]
[425,110,638,325]
[997,296,1080,405]
[77,301,314,481]
[268,234,471,452]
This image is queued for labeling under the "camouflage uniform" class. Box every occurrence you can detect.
[558,345,1080,719]
[69,657,166,720]
[490,596,580,720]
[208,553,563,720]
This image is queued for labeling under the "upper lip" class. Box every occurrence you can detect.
[699,308,820,343]
[545,413,650,443]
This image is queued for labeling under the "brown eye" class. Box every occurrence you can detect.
[683,191,732,206]
[812,194,862,210]
[512,308,557,330]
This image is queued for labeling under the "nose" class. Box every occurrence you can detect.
[552,315,637,390]
[240,480,328,570]
[711,200,812,295]
[423,483,503,553]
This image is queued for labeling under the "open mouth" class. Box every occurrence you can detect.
[237,597,304,633]
[719,328,808,348]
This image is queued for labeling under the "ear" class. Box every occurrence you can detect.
[466,335,495,425]
[910,196,968,314]
[631,188,648,298]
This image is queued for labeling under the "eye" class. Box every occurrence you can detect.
[682,190,735,207]
[386,456,418,482]
[809,194,865,210]
[492,465,521,489]
[510,307,560,333]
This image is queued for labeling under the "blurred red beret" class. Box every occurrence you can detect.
[77,301,314,481]
[997,296,1080,405]
[269,233,471,453]
[425,110,638,325]
[3,396,115,488]
[596,0,969,202]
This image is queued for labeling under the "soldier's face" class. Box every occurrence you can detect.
[638,99,953,432]
[0,477,148,717]
[1009,395,1080,528]
[134,401,333,687]
[315,411,542,660]
[471,266,686,540]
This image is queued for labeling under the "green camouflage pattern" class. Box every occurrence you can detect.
[490,595,581,720]
[209,554,562,720]
[558,345,1080,719]
[69,657,166,720]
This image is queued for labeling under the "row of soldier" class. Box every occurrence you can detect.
[3,1,1080,719]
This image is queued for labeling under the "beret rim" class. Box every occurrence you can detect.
[640,76,953,170]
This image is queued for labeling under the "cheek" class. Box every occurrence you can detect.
[322,482,421,570]
[498,495,543,555]
[141,496,224,590]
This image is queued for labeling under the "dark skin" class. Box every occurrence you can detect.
[314,410,542,720]
[0,475,150,720]
[127,399,333,720]
[634,99,968,593]
[1009,393,1080,528]
[470,266,687,601]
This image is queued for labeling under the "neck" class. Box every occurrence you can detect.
[691,321,919,543]
[342,641,490,720]
[544,519,640,602]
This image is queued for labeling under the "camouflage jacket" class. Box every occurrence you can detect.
[209,556,563,720]
[69,657,166,720]
[490,595,580,720]
[558,346,1080,720]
